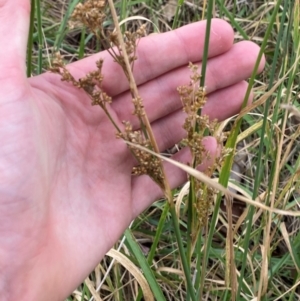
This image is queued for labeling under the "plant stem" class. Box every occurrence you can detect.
[27,0,35,77]
[107,0,172,201]
[169,205,197,301]
[36,0,43,74]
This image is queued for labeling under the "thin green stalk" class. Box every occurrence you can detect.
[172,0,184,29]
[124,229,166,301]
[198,0,214,128]
[96,35,101,53]
[78,26,86,59]
[186,180,195,301]
[81,283,90,301]
[27,0,35,77]
[199,0,214,88]
[147,202,170,264]
[169,205,197,301]
[288,275,300,301]
[120,0,127,33]
[216,0,248,40]
[188,1,214,299]
[54,0,81,50]
[194,227,204,300]
[113,263,124,301]
[35,0,43,74]
[44,38,79,53]
[32,24,57,41]
[186,180,195,265]
[136,202,170,301]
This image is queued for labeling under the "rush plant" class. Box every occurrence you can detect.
[27,0,300,300]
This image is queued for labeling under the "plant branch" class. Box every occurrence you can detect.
[107,0,172,201]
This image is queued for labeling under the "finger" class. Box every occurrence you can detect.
[0,0,30,76]
[204,40,265,92]
[112,41,263,127]
[131,137,218,217]
[68,19,234,95]
[202,81,253,120]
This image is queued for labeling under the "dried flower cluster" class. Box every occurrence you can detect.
[193,185,217,239]
[71,0,146,69]
[109,25,147,67]
[71,0,106,34]
[52,1,165,188]
[178,63,226,232]
[50,53,111,111]
[117,122,164,186]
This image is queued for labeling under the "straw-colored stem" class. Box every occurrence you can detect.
[107,0,172,202]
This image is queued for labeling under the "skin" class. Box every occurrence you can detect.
[0,1,265,300]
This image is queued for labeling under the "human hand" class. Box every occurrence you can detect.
[0,1,265,300]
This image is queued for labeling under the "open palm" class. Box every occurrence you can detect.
[0,1,264,300]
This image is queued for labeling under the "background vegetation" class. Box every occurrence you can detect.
[28,0,300,300]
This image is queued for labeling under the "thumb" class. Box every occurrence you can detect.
[0,0,30,80]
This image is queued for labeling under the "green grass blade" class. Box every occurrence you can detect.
[120,0,127,33]
[172,0,184,29]
[200,0,214,88]
[135,202,170,301]
[196,1,214,298]
[216,0,248,40]
[124,229,167,301]
[147,202,170,264]
[169,205,197,301]
[78,26,86,59]
[54,0,81,50]
[27,0,35,77]
[35,0,43,74]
